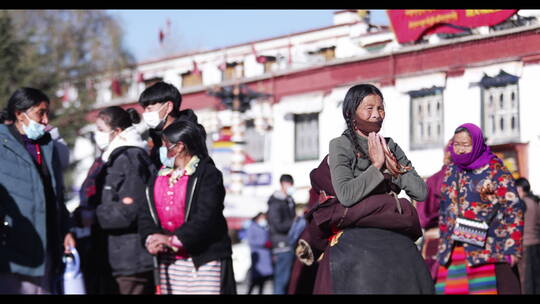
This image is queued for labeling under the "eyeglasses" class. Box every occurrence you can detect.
[165,143,177,151]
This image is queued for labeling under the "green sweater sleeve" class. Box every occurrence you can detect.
[329,136,385,207]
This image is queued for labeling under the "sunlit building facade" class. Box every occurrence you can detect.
[71,10,540,229]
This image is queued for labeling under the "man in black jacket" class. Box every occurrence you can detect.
[267,174,296,295]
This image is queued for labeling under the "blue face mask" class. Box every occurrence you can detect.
[159,145,177,168]
[287,186,296,196]
[23,113,46,140]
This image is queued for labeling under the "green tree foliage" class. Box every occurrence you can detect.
[0,11,27,105]
[0,10,135,147]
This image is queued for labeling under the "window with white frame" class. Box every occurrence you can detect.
[180,71,203,88]
[244,119,267,163]
[294,113,319,161]
[306,46,336,63]
[144,77,163,88]
[222,61,244,81]
[480,70,520,144]
[409,87,445,150]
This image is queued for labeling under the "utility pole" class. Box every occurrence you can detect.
[208,84,271,195]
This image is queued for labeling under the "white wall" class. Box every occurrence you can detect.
[518,63,540,194]
[319,87,348,157]
[391,73,446,177]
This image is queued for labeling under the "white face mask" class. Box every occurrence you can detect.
[257,219,268,227]
[94,130,112,150]
[142,103,167,130]
[287,186,296,196]
[159,145,177,168]
[22,113,47,140]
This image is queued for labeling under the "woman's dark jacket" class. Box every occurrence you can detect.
[95,146,156,277]
[0,124,71,278]
[138,156,233,270]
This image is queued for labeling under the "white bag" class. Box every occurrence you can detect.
[62,247,86,294]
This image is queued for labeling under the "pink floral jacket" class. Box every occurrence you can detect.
[437,158,525,267]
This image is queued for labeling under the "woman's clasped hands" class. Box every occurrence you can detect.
[145,233,179,255]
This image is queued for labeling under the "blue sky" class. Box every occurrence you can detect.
[108,10,390,62]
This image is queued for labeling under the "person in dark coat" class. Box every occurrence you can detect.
[138,81,206,168]
[267,174,297,294]
[246,212,273,294]
[0,88,75,294]
[516,177,540,294]
[72,156,117,294]
[138,119,236,294]
[287,188,319,295]
[94,106,156,294]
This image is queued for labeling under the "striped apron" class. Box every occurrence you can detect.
[158,252,222,295]
[435,245,497,294]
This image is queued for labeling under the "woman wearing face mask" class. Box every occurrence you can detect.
[138,81,206,168]
[138,119,236,295]
[435,123,524,294]
[93,106,157,294]
[246,212,273,294]
[325,84,433,294]
[0,87,75,294]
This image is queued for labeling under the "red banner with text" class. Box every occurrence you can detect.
[387,9,518,44]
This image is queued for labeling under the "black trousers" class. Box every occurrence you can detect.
[115,271,154,295]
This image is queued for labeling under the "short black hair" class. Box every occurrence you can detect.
[251,212,265,222]
[138,81,182,118]
[279,174,294,185]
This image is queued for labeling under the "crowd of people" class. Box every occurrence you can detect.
[0,81,538,295]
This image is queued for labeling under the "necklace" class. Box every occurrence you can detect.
[168,168,185,187]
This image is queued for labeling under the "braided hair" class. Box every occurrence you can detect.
[341,84,384,158]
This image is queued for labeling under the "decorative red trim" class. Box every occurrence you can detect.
[521,53,540,65]
[379,78,395,87]
[446,66,465,78]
